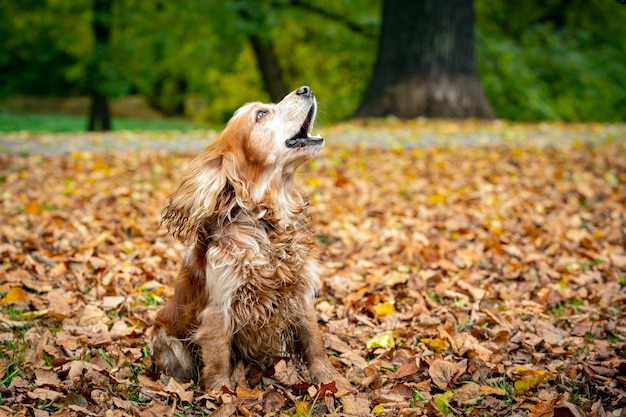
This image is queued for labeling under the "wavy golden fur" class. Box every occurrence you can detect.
[151,86,350,392]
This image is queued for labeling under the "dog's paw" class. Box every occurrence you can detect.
[151,329,198,383]
[206,379,233,393]
[203,371,233,393]
[309,363,356,394]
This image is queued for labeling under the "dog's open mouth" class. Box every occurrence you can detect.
[285,104,323,148]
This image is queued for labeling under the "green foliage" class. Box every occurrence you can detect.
[1,0,625,125]
[0,0,91,97]
[410,390,427,408]
[476,0,626,122]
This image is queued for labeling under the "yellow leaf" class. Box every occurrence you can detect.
[1,287,28,304]
[604,170,618,185]
[420,338,449,353]
[366,330,395,349]
[92,157,109,171]
[294,400,311,417]
[514,370,550,393]
[372,404,386,414]
[372,303,395,317]
[487,219,502,236]
[512,365,533,375]
[428,193,447,204]
[307,177,321,187]
[433,390,454,415]
[20,309,48,320]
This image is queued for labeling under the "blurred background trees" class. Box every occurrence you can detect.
[0,0,625,131]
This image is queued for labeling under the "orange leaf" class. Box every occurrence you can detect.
[235,386,263,400]
[24,202,40,215]
[1,287,28,304]
[480,385,506,396]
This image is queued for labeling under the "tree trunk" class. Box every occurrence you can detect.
[238,8,289,103]
[249,34,289,103]
[354,0,494,119]
[88,92,112,131]
[87,0,113,131]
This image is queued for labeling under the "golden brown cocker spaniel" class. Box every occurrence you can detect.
[151,86,351,392]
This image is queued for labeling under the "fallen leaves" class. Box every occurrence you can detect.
[0,124,625,415]
[429,359,467,391]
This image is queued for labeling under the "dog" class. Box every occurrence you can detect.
[151,86,350,392]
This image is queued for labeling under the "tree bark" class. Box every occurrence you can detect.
[248,34,289,103]
[354,0,494,119]
[88,92,111,131]
[87,0,113,131]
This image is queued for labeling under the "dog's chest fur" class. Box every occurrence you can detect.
[203,205,319,364]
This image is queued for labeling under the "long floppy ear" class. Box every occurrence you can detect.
[161,147,250,244]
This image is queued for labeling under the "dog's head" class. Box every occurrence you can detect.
[163,86,323,242]
[229,85,323,169]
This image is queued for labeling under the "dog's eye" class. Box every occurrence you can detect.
[256,110,267,120]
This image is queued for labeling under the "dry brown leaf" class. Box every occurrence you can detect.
[263,389,287,414]
[109,320,135,340]
[77,304,109,326]
[391,357,419,379]
[26,388,64,402]
[164,376,194,403]
[46,291,71,320]
[34,369,61,387]
[536,320,567,346]
[428,359,467,391]
[211,403,237,417]
[136,402,177,417]
[452,383,481,405]
[554,403,586,417]
[273,359,304,386]
[341,394,371,416]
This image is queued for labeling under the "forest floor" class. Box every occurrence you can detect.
[0,120,625,416]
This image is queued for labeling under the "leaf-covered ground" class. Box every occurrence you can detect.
[0,122,625,416]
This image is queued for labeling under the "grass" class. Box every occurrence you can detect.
[0,110,200,133]
[0,335,26,387]
[410,390,427,408]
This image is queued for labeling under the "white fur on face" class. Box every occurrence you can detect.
[229,90,323,169]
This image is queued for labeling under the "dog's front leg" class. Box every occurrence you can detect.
[194,307,233,391]
[297,310,354,392]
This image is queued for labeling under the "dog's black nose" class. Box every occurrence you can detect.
[296,86,312,97]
